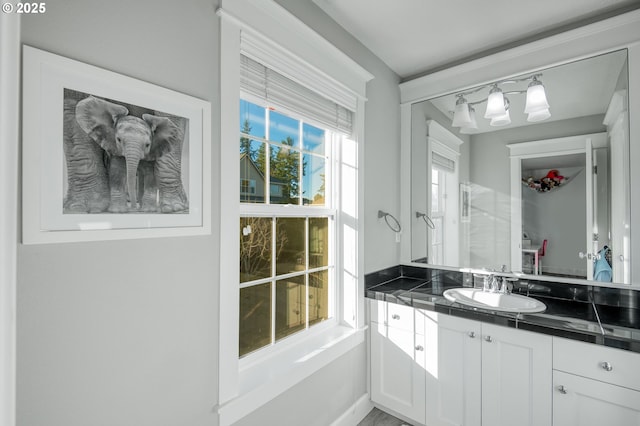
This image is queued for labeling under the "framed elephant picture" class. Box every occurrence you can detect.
[22,46,212,244]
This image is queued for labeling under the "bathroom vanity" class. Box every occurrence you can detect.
[365,266,640,426]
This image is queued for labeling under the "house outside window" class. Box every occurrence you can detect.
[240,178,256,195]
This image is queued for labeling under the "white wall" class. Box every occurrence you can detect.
[17,1,400,425]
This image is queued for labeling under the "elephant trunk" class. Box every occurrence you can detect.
[125,153,142,210]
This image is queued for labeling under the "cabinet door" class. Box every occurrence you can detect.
[425,312,482,426]
[553,370,640,426]
[481,324,552,426]
[370,321,426,425]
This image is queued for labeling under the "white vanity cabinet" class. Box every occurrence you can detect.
[423,313,552,426]
[369,300,553,426]
[552,337,640,426]
[369,300,426,425]
[481,323,552,426]
[423,312,482,426]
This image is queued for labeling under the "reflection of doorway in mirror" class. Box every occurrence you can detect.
[508,132,626,282]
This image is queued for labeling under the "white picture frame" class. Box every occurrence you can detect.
[22,46,211,244]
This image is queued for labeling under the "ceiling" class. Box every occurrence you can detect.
[313,0,640,80]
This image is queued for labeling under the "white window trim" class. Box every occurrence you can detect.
[0,12,19,426]
[217,2,372,425]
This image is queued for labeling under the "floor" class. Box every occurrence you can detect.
[357,408,412,426]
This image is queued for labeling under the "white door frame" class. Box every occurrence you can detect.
[0,12,20,426]
[508,133,606,275]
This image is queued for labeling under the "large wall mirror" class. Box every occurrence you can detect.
[407,48,632,285]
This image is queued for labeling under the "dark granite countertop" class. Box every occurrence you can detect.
[365,265,640,353]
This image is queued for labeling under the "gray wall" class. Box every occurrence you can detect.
[17,1,400,425]
[523,166,587,277]
[19,1,220,425]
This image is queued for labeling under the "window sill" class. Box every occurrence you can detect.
[216,325,366,426]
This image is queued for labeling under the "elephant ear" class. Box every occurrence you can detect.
[75,96,129,155]
[142,114,179,159]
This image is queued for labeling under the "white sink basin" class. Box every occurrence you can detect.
[443,288,546,313]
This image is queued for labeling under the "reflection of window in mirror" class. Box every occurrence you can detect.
[427,126,462,267]
[430,168,444,264]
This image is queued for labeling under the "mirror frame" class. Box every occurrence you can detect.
[399,9,640,288]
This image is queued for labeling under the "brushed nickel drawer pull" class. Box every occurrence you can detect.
[391,314,400,320]
[468,331,476,338]
[415,345,424,351]
[484,335,492,343]
[558,385,567,394]
[601,361,613,372]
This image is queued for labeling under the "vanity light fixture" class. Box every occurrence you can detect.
[451,73,550,131]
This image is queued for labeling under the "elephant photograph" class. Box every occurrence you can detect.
[62,88,190,214]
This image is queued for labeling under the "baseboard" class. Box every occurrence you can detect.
[330,393,373,426]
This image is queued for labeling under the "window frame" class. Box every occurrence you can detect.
[238,98,340,361]
[217,1,372,424]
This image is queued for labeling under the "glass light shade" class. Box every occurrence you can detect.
[460,106,478,133]
[452,100,472,127]
[524,81,550,114]
[490,110,511,126]
[527,108,551,122]
[484,87,506,119]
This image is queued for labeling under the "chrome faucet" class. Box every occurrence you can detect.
[498,277,512,294]
[483,274,500,292]
[482,274,512,294]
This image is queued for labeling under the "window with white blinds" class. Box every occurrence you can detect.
[432,151,456,173]
[240,54,353,135]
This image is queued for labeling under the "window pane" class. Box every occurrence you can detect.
[240,99,265,138]
[431,183,439,213]
[303,154,326,206]
[303,123,325,154]
[269,110,299,147]
[309,270,329,326]
[275,275,306,341]
[432,217,443,245]
[240,140,266,203]
[239,283,272,357]
[270,145,300,205]
[240,217,272,283]
[309,217,328,268]
[275,218,306,275]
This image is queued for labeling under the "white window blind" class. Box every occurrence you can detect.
[432,151,456,173]
[240,54,353,135]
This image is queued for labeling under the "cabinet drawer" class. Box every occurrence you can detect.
[553,370,640,425]
[553,337,640,391]
[369,300,421,333]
